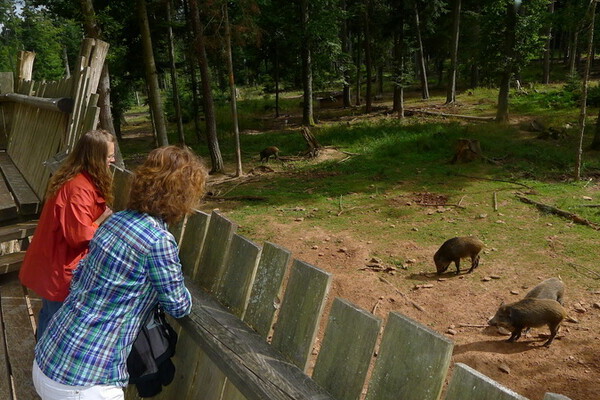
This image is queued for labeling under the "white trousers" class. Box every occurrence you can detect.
[33,360,124,400]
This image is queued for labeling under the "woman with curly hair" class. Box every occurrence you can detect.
[33,145,207,400]
[20,129,115,340]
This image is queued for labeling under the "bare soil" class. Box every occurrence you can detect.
[241,216,600,400]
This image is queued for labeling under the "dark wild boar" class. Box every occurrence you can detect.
[488,298,566,347]
[433,236,484,275]
[260,146,280,162]
[525,277,565,305]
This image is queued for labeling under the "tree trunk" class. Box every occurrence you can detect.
[80,0,124,167]
[413,2,429,100]
[392,9,405,118]
[576,0,596,179]
[446,0,461,103]
[496,1,517,123]
[542,0,554,84]
[301,0,315,126]
[341,0,351,107]
[224,3,242,177]
[355,34,361,106]
[182,0,202,143]
[138,0,169,147]
[364,0,373,112]
[166,0,185,145]
[569,30,579,75]
[188,0,224,173]
[274,44,280,117]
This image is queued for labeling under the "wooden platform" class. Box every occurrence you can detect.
[0,271,40,400]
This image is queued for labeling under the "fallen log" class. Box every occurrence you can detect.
[407,108,495,121]
[516,194,600,231]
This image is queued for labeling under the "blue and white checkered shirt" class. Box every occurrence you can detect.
[35,210,192,387]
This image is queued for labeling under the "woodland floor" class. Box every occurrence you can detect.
[121,98,600,400]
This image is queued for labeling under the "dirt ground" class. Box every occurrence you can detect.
[237,216,600,400]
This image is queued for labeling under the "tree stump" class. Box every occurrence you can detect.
[301,126,321,158]
[451,139,482,163]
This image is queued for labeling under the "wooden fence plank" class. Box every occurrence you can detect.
[0,273,37,400]
[312,298,381,400]
[0,152,39,215]
[244,242,291,338]
[271,260,332,372]
[365,311,453,400]
[444,363,528,400]
[543,394,571,400]
[178,210,210,278]
[194,210,237,292]
[0,171,17,222]
[0,276,13,399]
[179,284,334,400]
[0,252,25,275]
[111,167,133,212]
[169,216,186,246]
[217,234,261,318]
[151,326,200,399]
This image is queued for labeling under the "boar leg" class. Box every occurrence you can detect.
[468,255,480,273]
[543,323,560,347]
[454,259,461,275]
[507,328,523,342]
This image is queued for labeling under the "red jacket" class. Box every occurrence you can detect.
[19,172,107,301]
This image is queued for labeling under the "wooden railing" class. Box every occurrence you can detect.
[111,167,572,400]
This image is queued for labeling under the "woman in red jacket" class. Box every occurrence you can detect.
[19,129,116,340]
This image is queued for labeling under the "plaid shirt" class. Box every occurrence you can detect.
[35,210,192,387]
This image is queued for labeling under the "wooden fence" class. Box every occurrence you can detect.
[110,167,571,400]
[0,38,108,199]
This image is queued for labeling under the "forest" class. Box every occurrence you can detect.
[1,1,600,400]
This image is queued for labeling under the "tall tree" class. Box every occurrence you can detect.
[413,0,429,99]
[575,0,596,180]
[300,0,315,126]
[165,0,185,145]
[446,0,461,104]
[79,0,124,167]
[188,0,224,173]
[364,0,373,112]
[137,0,169,147]
[496,0,518,123]
[542,0,555,84]
[223,2,243,176]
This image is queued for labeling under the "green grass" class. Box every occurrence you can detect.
[121,85,600,291]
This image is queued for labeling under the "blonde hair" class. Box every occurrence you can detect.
[47,130,115,204]
[127,146,207,224]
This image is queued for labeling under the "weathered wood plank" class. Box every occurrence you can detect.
[543,394,571,400]
[217,234,261,318]
[271,260,332,372]
[244,242,291,338]
[0,171,18,222]
[169,216,185,246]
[0,251,25,275]
[111,166,133,212]
[312,298,381,400]
[0,221,37,243]
[178,210,210,278]
[0,152,39,215]
[444,363,528,400]
[365,311,453,400]
[178,284,334,400]
[194,210,237,292]
[0,275,13,400]
[0,272,38,400]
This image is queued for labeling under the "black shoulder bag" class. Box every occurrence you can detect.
[127,306,178,398]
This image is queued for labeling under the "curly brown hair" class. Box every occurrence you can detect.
[127,146,207,224]
[47,130,115,204]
